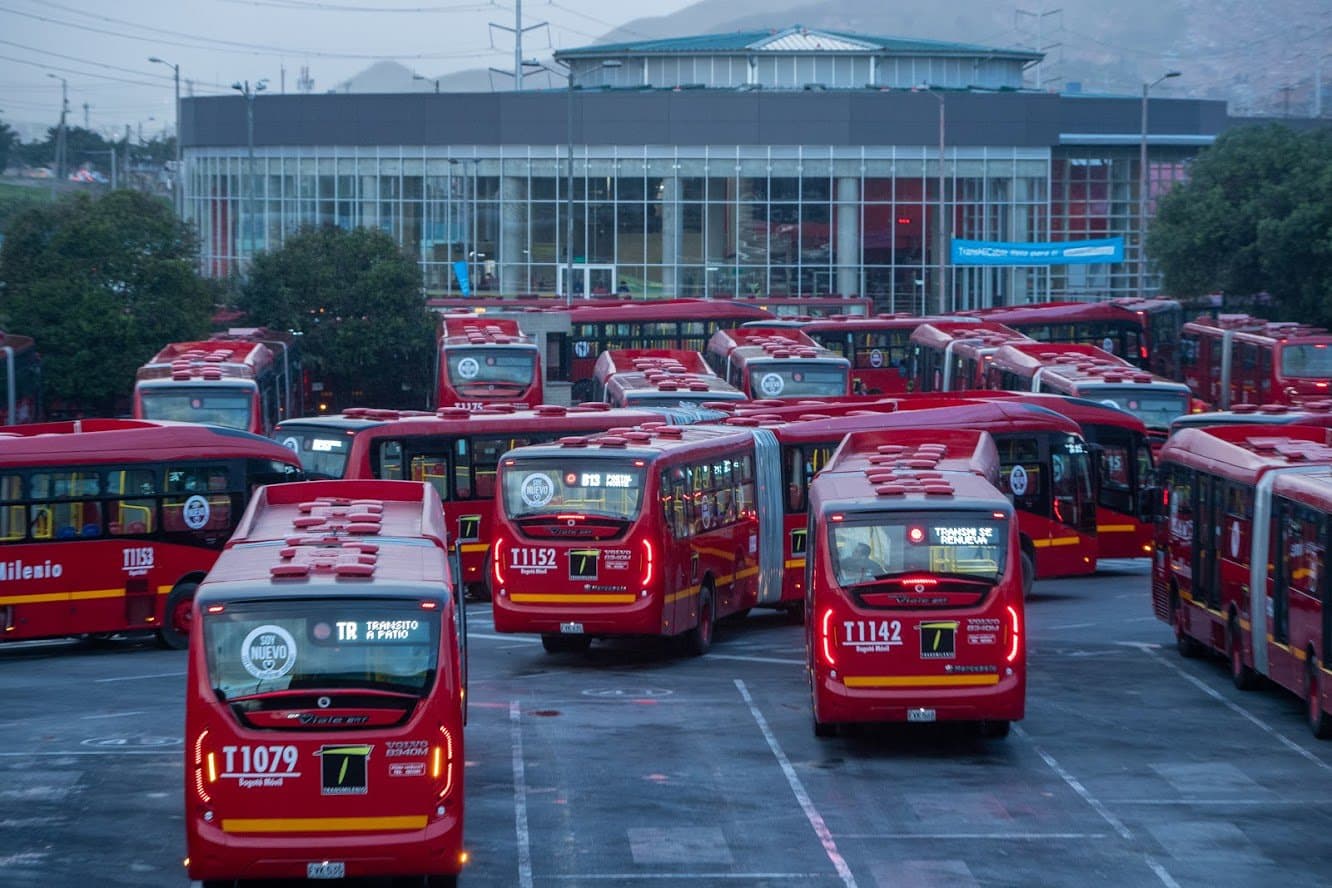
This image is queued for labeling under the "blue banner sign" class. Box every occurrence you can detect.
[951,237,1124,266]
[453,260,472,296]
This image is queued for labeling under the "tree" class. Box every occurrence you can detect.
[1149,124,1332,324]
[0,118,16,174]
[0,189,214,415]
[237,226,436,410]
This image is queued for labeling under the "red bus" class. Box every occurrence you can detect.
[589,348,715,402]
[437,315,542,410]
[909,321,1031,393]
[134,336,301,436]
[1179,314,1332,409]
[1153,424,1332,737]
[1168,401,1332,437]
[970,298,1184,377]
[185,479,466,883]
[0,419,303,648]
[983,342,1193,442]
[704,327,850,400]
[327,405,712,599]
[730,294,873,317]
[0,330,42,425]
[543,299,773,400]
[799,315,981,396]
[723,395,1097,596]
[604,371,747,409]
[491,424,783,654]
[806,428,1024,737]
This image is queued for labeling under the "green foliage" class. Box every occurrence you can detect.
[0,183,54,234]
[0,119,16,174]
[1149,124,1332,324]
[238,226,436,411]
[0,189,214,415]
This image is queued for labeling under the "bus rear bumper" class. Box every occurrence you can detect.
[186,812,464,881]
[813,671,1026,725]
[492,595,661,636]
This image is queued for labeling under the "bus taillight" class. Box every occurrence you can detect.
[192,730,213,804]
[434,726,456,802]
[492,537,505,588]
[641,538,655,587]
[1005,605,1021,663]
[820,608,837,668]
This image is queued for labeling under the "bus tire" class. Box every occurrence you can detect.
[1228,616,1259,690]
[979,720,1011,739]
[157,581,197,651]
[681,586,715,657]
[424,876,458,888]
[1308,659,1332,740]
[813,715,837,738]
[1171,589,1203,658]
[541,634,591,655]
[1020,551,1035,599]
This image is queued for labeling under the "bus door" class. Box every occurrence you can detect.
[1192,474,1224,614]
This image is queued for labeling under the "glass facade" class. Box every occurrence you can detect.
[185,143,1183,309]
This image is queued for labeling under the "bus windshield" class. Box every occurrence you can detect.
[204,598,440,699]
[1092,388,1191,430]
[750,364,846,398]
[448,349,535,390]
[276,427,353,479]
[829,512,1008,586]
[139,388,252,430]
[1281,344,1332,378]
[502,459,644,520]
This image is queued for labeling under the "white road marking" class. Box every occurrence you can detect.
[708,654,803,666]
[547,875,831,881]
[1140,646,1332,773]
[469,632,539,644]
[1015,725,1180,888]
[835,832,1107,840]
[1045,622,1097,631]
[735,679,857,888]
[80,711,146,720]
[509,700,534,888]
[93,671,186,683]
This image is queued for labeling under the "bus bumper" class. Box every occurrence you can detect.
[812,669,1025,725]
[186,812,464,882]
[492,591,662,636]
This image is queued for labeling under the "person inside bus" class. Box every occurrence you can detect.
[838,542,886,583]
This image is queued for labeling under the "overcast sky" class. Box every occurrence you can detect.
[1,0,699,140]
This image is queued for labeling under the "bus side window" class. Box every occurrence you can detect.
[0,473,22,541]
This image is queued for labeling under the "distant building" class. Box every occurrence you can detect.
[181,25,1232,309]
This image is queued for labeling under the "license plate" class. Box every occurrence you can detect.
[907,708,936,723]
[560,622,584,634]
[307,861,346,879]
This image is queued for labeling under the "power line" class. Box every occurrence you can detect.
[0,51,175,88]
[216,0,507,11]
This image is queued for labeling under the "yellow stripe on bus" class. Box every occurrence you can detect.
[509,593,636,604]
[222,815,428,833]
[0,588,124,606]
[459,543,488,554]
[693,546,736,561]
[785,558,806,569]
[1097,524,1136,533]
[734,567,758,580]
[664,586,700,604]
[843,674,1001,688]
[1031,537,1082,549]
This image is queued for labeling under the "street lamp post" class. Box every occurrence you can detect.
[148,57,181,213]
[915,86,948,313]
[413,73,440,94]
[46,74,68,182]
[231,79,268,267]
[1139,70,1181,299]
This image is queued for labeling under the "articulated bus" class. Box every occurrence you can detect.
[0,419,303,648]
[134,333,302,436]
[806,428,1024,737]
[186,479,466,884]
[730,294,874,317]
[491,424,782,655]
[1179,314,1332,409]
[288,405,716,599]
[722,396,1098,594]
[1153,424,1332,737]
[971,298,1184,377]
[590,348,715,401]
[800,315,981,396]
[909,321,1031,393]
[704,327,850,400]
[437,315,542,410]
[0,330,41,425]
[983,342,1192,443]
[1168,401,1332,437]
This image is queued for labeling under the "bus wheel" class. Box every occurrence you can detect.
[1020,551,1035,599]
[681,586,715,657]
[466,582,491,602]
[1308,660,1332,739]
[423,876,459,888]
[979,720,1011,739]
[813,715,837,738]
[541,634,591,654]
[1228,617,1258,690]
[722,607,751,625]
[157,581,197,651]
[1172,593,1203,658]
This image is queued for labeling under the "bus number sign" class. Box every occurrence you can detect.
[841,619,903,652]
[511,547,556,574]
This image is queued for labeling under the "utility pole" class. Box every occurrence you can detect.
[489,0,547,90]
[1139,71,1182,299]
[231,79,268,267]
[46,74,68,182]
[1015,6,1063,90]
[82,102,89,129]
[150,57,183,214]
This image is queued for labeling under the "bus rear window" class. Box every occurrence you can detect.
[447,348,536,389]
[1281,344,1332,378]
[140,389,252,430]
[277,430,351,479]
[204,599,440,699]
[502,459,644,520]
[749,364,847,398]
[829,512,1007,586]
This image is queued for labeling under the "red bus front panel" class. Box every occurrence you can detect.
[438,345,542,410]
